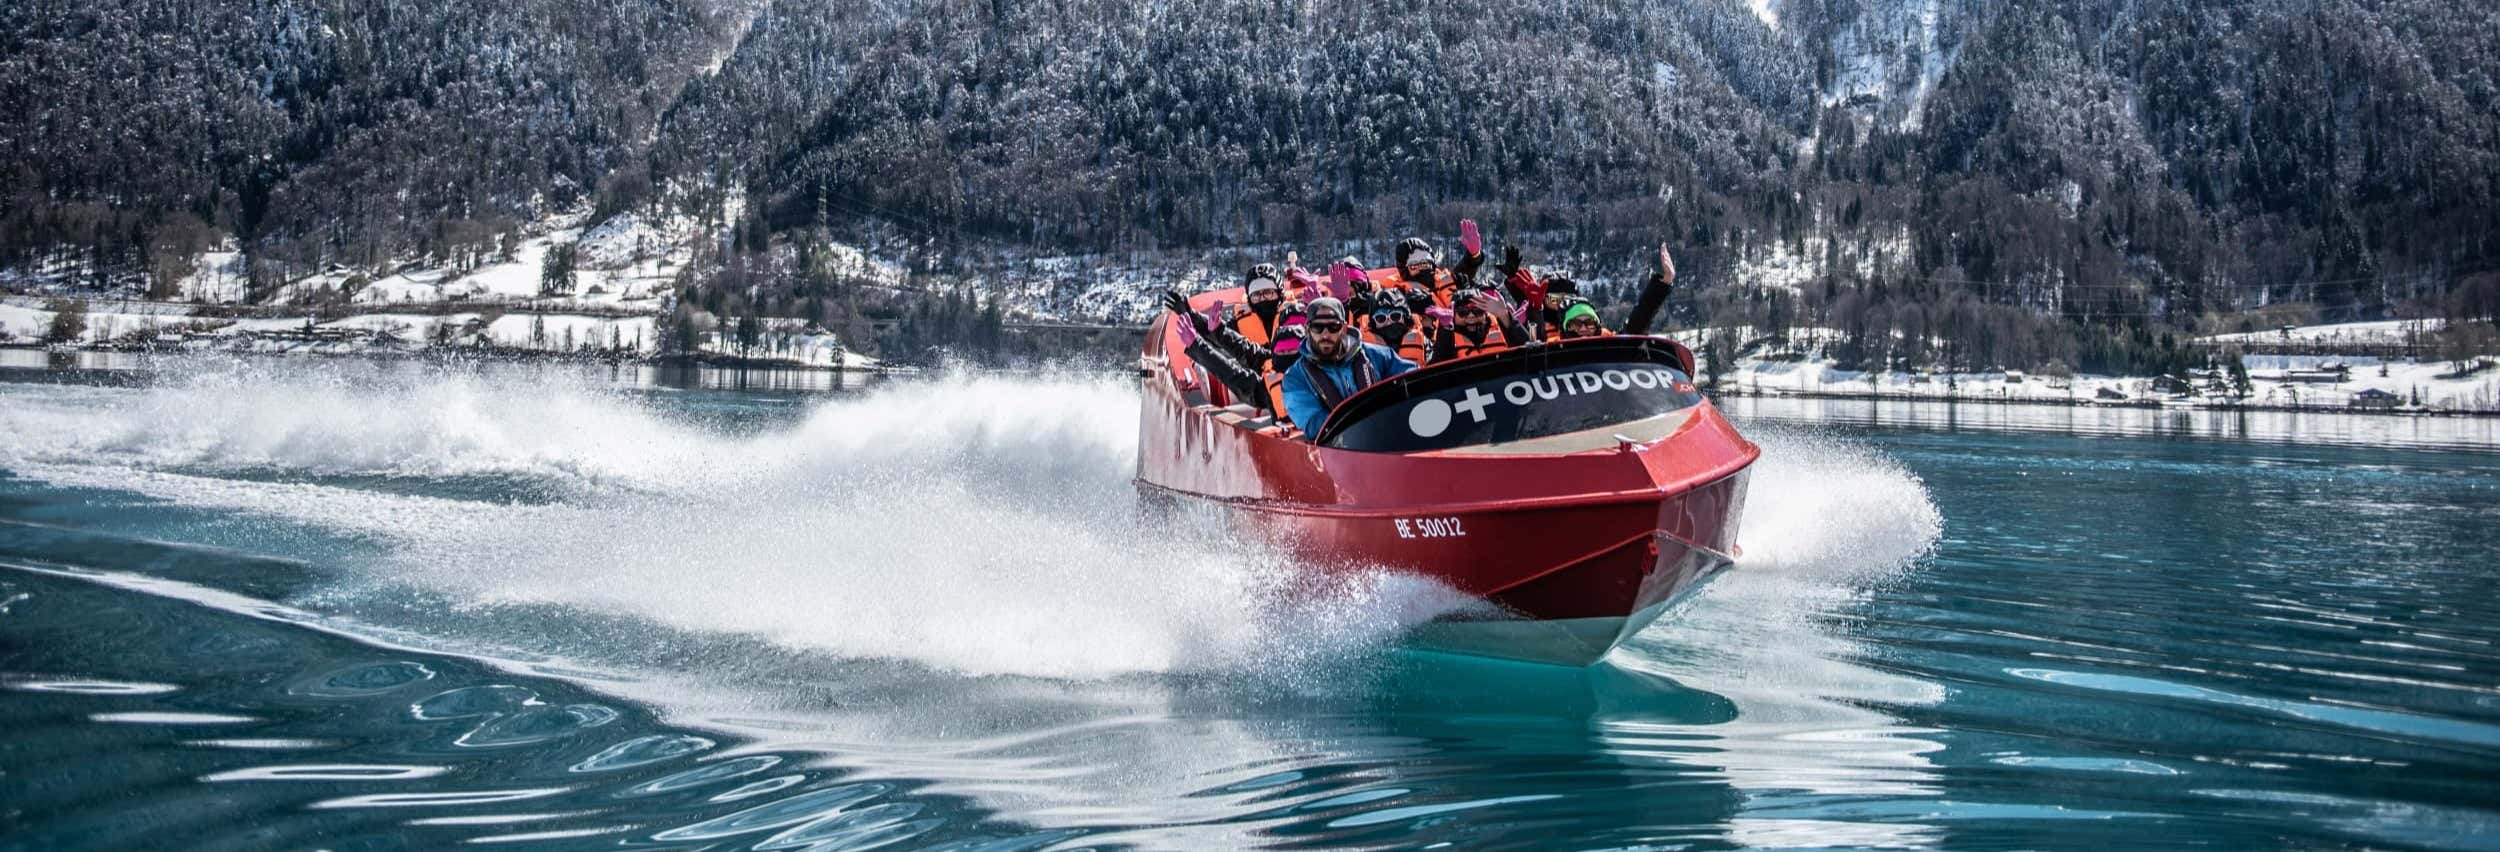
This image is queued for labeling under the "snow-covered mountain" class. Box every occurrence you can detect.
[3,0,2494,370]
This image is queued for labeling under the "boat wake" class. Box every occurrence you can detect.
[0,360,1937,681]
[0,362,1470,679]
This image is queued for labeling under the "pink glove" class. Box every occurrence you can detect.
[1327,262,1364,301]
[1426,305,1455,328]
[1203,300,1227,332]
[1459,219,1482,257]
[1175,312,1201,348]
[1286,265,1325,297]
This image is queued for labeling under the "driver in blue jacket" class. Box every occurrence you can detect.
[1279,297,1418,436]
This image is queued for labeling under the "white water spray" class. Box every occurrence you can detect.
[0,361,1938,680]
[0,363,1472,678]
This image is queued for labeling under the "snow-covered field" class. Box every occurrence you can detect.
[0,299,210,345]
[2198,319,2447,347]
[262,219,682,309]
[1,208,874,365]
[1,296,887,369]
[1681,328,2500,412]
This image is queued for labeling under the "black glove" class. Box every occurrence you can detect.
[1162,290,1212,334]
[1499,245,1523,276]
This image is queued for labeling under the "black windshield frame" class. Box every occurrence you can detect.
[1313,336,1704,450]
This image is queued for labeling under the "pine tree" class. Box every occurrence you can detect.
[539,244,577,297]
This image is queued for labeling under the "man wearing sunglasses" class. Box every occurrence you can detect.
[1277,298,1418,436]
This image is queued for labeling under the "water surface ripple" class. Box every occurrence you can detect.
[2,364,2496,850]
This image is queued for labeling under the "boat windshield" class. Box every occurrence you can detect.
[1316,337,1708,452]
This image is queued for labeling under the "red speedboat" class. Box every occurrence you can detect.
[1136,286,1759,665]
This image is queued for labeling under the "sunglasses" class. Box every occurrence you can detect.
[1369,309,1409,325]
[1454,305,1487,317]
[1307,320,1348,334]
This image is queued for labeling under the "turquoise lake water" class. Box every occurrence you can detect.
[2,360,2496,850]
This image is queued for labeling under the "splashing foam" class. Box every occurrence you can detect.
[0,361,691,484]
[0,363,1468,678]
[1,363,1939,681]
[1733,425,1944,585]
[1646,422,1943,667]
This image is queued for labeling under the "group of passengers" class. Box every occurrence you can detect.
[1164,219,1680,434]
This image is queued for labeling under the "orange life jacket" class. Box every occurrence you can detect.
[1262,365,1290,423]
[1363,325,1430,365]
[1445,322,1509,362]
[1230,306,1276,347]
[1410,268,1461,308]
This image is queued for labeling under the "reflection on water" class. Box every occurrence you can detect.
[1,558,1771,849]
[0,347,161,372]
[1722,393,2500,451]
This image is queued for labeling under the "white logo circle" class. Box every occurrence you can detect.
[1407,398,1454,437]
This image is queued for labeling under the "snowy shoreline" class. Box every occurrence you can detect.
[1701,385,2500,418]
[0,341,908,375]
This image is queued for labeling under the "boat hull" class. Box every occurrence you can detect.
[1137,300,1758,665]
[1141,466,1746,665]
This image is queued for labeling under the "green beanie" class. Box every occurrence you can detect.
[1561,302,1600,328]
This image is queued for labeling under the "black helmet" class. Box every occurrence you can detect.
[1396,238,1436,268]
[1245,263,1279,284]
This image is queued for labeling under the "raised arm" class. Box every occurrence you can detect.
[1623,243,1678,335]
[1451,219,1488,286]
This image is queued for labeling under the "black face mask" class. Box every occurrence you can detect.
[1376,318,1411,341]
[1250,296,1280,325]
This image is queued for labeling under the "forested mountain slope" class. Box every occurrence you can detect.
[5,0,2494,366]
[1,0,737,288]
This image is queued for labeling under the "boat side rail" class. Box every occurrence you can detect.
[1140,454,1755,518]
